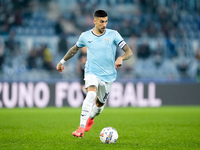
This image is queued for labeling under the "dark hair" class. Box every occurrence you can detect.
[93,10,108,18]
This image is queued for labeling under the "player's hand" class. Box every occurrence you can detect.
[115,57,123,69]
[56,62,65,73]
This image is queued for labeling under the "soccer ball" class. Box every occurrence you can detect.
[99,127,118,144]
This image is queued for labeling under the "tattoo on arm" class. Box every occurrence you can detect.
[121,44,133,60]
[63,45,80,61]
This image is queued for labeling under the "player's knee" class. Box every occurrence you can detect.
[96,98,104,107]
[87,85,97,92]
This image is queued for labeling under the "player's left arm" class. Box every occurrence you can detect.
[115,44,133,69]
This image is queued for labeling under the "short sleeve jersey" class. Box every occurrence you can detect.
[76,29,126,82]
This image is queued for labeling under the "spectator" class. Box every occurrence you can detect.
[5,31,20,56]
[27,47,38,70]
[58,33,68,56]
[39,44,55,70]
[0,38,5,72]
[54,16,63,35]
[137,40,151,59]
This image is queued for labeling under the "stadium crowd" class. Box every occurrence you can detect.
[0,0,200,82]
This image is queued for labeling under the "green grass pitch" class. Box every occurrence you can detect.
[0,106,200,150]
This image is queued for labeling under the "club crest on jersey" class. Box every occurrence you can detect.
[104,38,110,44]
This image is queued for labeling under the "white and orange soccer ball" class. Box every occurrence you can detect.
[99,127,118,144]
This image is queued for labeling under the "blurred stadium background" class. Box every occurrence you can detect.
[0,0,200,108]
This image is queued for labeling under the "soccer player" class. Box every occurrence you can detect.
[56,10,133,138]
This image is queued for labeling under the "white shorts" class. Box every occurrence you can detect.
[84,74,112,103]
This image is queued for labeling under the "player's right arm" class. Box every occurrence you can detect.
[56,44,80,73]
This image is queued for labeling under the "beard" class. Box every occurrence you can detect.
[99,27,106,33]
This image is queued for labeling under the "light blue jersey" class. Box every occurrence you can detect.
[76,29,126,82]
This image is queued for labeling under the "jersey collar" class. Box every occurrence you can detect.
[91,29,106,37]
